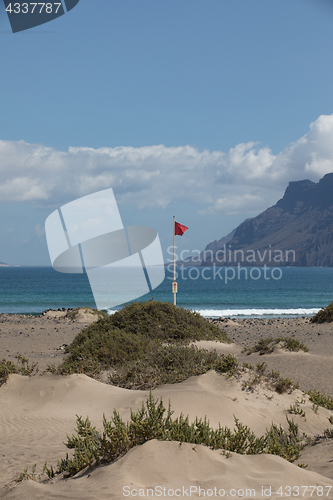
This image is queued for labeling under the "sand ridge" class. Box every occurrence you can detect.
[0,313,332,499]
[3,440,333,500]
[210,317,333,396]
[1,370,333,499]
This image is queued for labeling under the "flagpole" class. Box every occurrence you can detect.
[173,215,177,305]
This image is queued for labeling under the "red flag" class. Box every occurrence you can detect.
[175,221,188,236]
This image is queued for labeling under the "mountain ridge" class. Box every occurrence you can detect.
[188,173,333,267]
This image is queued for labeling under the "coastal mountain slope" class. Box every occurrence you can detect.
[198,173,333,267]
[204,227,237,253]
[203,218,252,254]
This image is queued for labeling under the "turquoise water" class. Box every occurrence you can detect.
[0,266,332,317]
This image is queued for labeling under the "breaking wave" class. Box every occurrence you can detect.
[194,308,320,318]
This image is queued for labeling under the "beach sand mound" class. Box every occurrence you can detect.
[4,440,333,500]
[64,307,105,323]
[1,371,333,499]
[194,337,333,397]
[43,307,104,323]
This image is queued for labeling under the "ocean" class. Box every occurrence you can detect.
[0,265,332,318]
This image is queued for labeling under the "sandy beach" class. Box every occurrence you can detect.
[0,311,332,499]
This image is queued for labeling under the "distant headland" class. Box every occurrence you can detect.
[184,172,333,267]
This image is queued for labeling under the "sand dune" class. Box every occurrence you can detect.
[195,339,333,397]
[4,440,333,500]
[238,350,333,396]
[1,370,333,499]
[217,317,333,397]
[1,314,333,499]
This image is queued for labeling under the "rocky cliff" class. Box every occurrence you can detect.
[198,173,333,267]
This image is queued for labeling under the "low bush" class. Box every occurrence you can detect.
[247,337,308,355]
[288,402,306,418]
[311,302,333,323]
[15,464,39,483]
[52,393,305,477]
[106,301,230,344]
[324,428,333,438]
[282,338,309,352]
[242,363,299,394]
[249,338,276,355]
[307,390,333,411]
[55,328,152,376]
[0,355,37,385]
[51,301,231,386]
[109,346,238,390]
[273,374,299,394]
[265,417,304,462]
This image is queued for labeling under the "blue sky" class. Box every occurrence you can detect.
[1,0,333,264]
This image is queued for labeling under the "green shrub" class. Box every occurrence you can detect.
[282,338,309,352]
[255,361,268,374]
[271,372,299,394]
[109,346,238,390]
[247,337,308,355]
[43,463,55,479]
[52,394,305,477]
[265,417,304,463]
[52,301,231,384]
[308,390,333,411]
[215,353,238,375]
[242,365,299,394]
[250,338,276,355]
[288,402,306,417]
[311,302,333,323]
[0,355,37,384]
[0,359,18,381]
[105,301,230,344]
[56,328,152,376]
[242,362,253,370]
[15,464,40,483]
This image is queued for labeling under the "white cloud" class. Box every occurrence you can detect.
[1,114,333,215]
[199,192,263,216]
